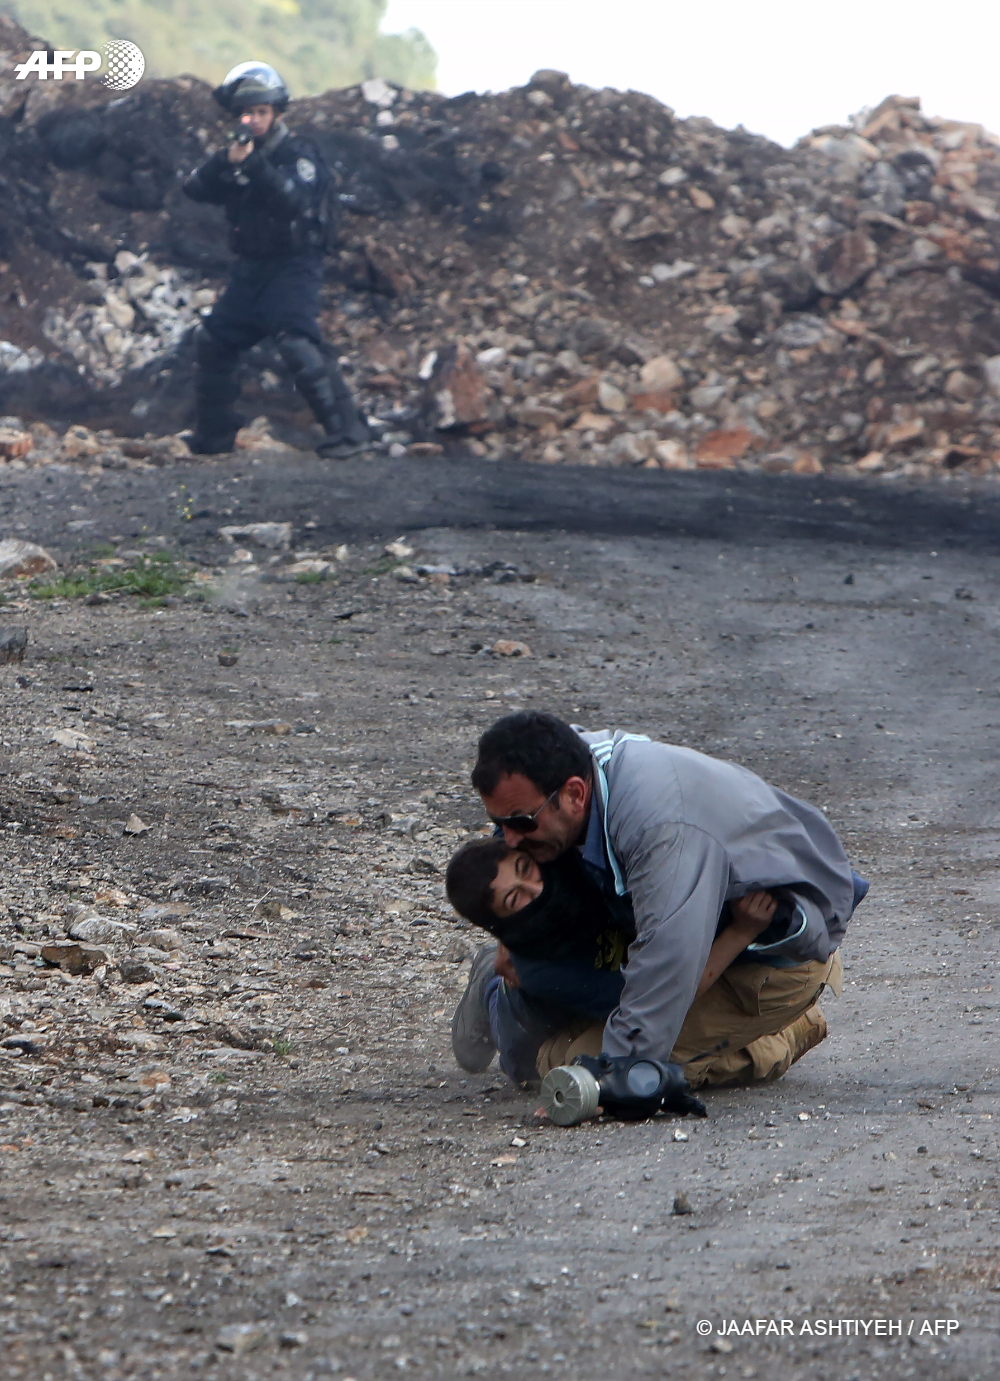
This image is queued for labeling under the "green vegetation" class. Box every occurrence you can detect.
[9,0,436,97]
[294,569,328,585]
[272,1036,292,1057]
[360,555,401,576]
[210,1070,228,1084]
[29,553,192,606]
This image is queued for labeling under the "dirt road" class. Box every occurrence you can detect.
[1,456,998,1379]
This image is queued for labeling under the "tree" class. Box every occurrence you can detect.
[4,0,437,96]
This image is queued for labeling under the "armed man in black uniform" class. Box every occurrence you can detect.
[182,60,371,459]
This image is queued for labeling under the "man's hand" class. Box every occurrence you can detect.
[494,942,520,989]
[227,136,255,165]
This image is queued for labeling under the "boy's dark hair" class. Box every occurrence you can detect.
[445,837,510,932]
[471,711,592,797]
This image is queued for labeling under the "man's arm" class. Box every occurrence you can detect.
[182,150,233,205]
[603,821,730,1061]
[238,147,323,220]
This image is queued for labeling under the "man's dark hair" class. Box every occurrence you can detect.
[471,711,593,798]
[445,837,510,931]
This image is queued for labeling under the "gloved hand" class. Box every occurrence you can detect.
[573,1054,707,1120]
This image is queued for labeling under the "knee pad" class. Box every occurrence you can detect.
[276,331,325,381]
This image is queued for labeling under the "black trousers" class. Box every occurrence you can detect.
[205,253,324,350]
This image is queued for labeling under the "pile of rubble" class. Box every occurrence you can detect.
[4,14,1000,480]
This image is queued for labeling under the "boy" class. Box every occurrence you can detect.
[445,838,776,1080]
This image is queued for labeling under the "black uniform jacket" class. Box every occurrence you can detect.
[182,121,330,259]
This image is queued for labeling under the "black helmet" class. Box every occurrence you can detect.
[213,61,289,113]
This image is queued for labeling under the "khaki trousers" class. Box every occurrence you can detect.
[535,951,842,1089]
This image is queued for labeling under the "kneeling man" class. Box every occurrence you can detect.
[450,712,867,1098]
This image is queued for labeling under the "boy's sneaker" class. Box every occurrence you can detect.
[451,943,498,1073]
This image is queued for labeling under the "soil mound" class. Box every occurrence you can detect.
[4,16,1000,480]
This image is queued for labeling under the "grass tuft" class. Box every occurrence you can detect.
[30,555,191,606]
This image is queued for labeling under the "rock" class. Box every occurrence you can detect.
[426,342,492,430]
[131,946,173,964]
[218,523,293,550]
[117,1031,164,1050]
[0,627,28,664]
[124,814,151,836]
[982,356,1000,398]
[277,559,331,580]
[50,727,96,753]
[138,904,190,923]
[688,186,715,210]
[814,229,878,295]
[0,539,57,578]
[192,876,231,897]
[216,1322,268,1356]
[655,439,692,469]
[0,427,32,458]
[492,639,532,657]
[361,76,396,108]
[650,260,696,281]
[569,318,614,357]
[68,915,137,945]
[144,928,185,951]
[218,653,238,667]
[944,370,980,401]
[695,427,759,467]
[672,1191,694,1215]
[514,403,565,429]
[363,236,415,296]
[119,955,159,983]
[597,379,627,413]
[638,356,683,393]
[384,539,414,559]
[40,941,107,975]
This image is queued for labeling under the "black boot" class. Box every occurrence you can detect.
[189,327,242,454]
[277,332,372,460]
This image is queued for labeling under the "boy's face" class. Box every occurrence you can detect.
[490,851,543,918]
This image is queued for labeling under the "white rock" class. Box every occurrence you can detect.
[598,379,627,413]
[69,915,138,945]
[50,727,96,753]
[982,356,1000,398]
[360,76,396,108]
[218,523,292,550]
[650,260,697,282]
[0,341,44,373]
[0,539,57,578]
[638,355,683,392]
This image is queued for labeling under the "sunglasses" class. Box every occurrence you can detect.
[488,787,560,834]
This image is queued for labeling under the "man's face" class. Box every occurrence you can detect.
[240,104,275,139]
[479,772,590,864]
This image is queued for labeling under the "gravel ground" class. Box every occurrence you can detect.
[0,454,998,1380]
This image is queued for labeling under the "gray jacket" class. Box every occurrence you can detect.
[576,729,856,1061]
